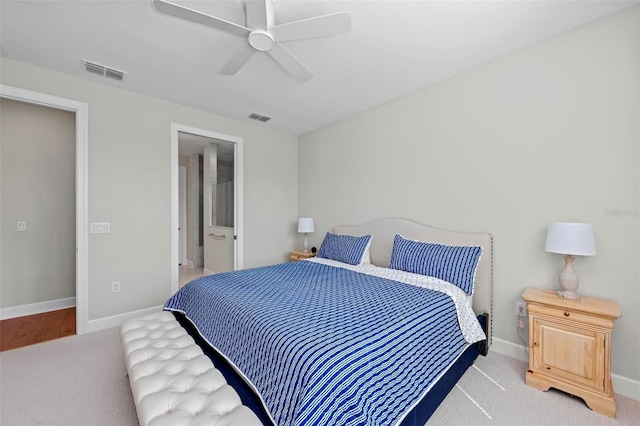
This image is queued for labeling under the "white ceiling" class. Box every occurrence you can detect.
[1,1,636,135]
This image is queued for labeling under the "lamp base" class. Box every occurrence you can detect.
[557,290,581,300]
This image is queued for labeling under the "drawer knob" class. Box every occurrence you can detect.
[564,312,570,317]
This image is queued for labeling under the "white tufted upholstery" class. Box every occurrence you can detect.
[120,311,262,426]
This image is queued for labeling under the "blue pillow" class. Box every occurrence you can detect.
[317,232,373,265]
[388,234,482,295]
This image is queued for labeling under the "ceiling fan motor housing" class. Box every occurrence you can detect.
[248,30,274,51]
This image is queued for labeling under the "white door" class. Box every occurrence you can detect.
[204,141,235,274]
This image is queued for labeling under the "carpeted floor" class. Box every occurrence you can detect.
[0,327,638,425]
[427,350,639,425]
[0,327,137,426]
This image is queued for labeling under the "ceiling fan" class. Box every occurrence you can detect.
[154,0,352,83]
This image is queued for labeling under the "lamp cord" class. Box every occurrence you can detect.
[517,323,529,357]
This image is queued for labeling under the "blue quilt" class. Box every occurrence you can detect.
[164,261,469,426]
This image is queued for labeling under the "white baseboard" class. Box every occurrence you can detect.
[490,336,528,362]
[84,305,164,334]
[203,268,214,275]
[611,373,640,401]
[183,259,194,267]
[0,297,76,320]
[490,337,639,401]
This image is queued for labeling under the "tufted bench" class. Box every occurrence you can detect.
[120,311,262,426]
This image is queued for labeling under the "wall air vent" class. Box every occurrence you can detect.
[248,112,272,122]
[82,59,127,81]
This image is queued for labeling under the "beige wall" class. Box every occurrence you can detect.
[0,58,298,320]
[0,99,76,307]
[299,7,639,383]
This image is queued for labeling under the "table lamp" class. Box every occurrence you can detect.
[544,222,596,300]
[298,218,314,253]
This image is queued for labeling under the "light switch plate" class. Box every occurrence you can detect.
[90,222,111,234]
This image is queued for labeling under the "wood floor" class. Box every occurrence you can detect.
[0,271,202,351]
[0,307,76,352]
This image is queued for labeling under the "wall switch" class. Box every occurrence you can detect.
[515,301,527,317]
[91,222,111,234]
[111,281,121,293]
[17,221,27,232]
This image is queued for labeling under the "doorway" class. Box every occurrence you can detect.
[0,84,89,335]
[170,124,243,293]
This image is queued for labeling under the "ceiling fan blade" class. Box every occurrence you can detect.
[245,0,268,30]
[268,43,313,83]
[270,11,352,42]
[220,43,256,75]
[154,0,250,37]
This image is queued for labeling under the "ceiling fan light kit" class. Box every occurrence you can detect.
[154,0,352,83]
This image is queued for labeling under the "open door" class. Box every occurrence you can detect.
[171,124,243,294]
[203,141,235,274]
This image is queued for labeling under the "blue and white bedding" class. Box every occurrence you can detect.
[164,258,486,426]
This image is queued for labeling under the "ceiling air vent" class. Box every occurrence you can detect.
[248,112,272,123]
[82,59,127,81]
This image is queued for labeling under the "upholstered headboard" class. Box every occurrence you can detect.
[333,217,493,347]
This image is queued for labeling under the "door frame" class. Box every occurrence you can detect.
[0,84,89,334]
[170,123,243,294]
[178,165,187,265]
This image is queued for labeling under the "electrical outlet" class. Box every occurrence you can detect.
[515,301,526,317]
[111,281,121,293]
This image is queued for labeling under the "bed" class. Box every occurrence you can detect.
[165,217,493,425]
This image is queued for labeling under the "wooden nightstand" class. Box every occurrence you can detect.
[521,287,622,418]
[290,251,316,262]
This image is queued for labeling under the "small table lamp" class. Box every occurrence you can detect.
[298,218,314,253]
[545,222,596,300]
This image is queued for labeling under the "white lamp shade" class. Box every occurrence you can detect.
[298,218,314,233]
[545,222,596,256]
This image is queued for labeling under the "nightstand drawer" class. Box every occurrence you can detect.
[527,303,615,329]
